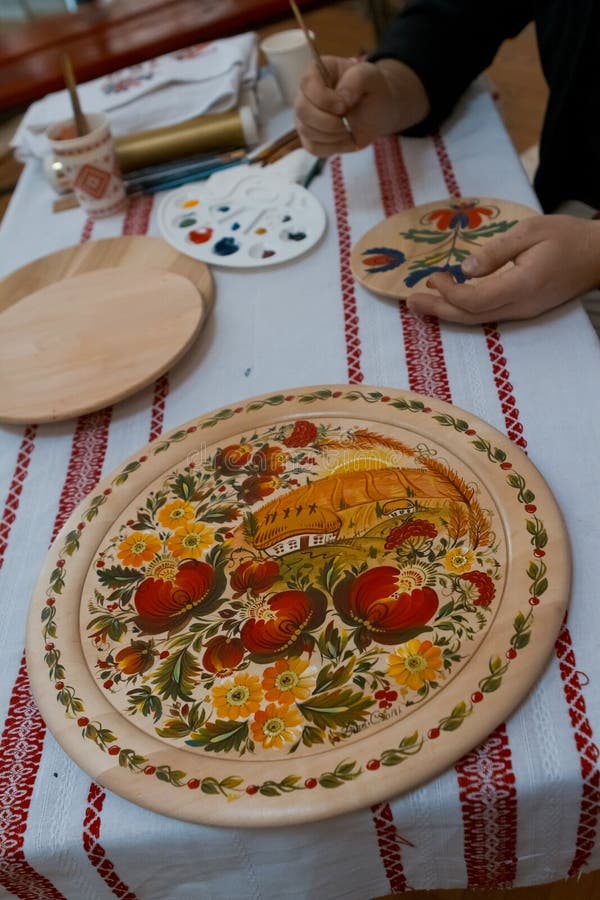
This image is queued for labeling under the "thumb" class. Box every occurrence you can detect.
[335,61,380,109]
[461,219,540,277]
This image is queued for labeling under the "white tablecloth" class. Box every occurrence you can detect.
[1,78,600,898]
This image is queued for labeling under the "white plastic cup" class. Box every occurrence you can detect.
[260,28,313,106]
[46,112,127,218]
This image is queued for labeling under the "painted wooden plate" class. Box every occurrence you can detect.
[0,236,213,424]
[350,197,539,299]
[26,386,570,827]
[156,170,327,268]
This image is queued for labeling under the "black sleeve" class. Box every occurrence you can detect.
[369,0,534,134]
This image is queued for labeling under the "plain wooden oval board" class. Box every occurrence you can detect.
[0,235,215,315]
[0,267,206,424]
[350,197,539,299]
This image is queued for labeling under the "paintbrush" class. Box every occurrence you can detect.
[61,53,89,137]
[247,129,300,165]
[287,0,356,144]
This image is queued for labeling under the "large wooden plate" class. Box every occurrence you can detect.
[350,197,539,299]
[0,236,214,424]
[26,386,570,827]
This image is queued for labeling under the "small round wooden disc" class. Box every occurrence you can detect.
[0,267,206,423]
[0,234,214,316]
[350,197,539,299]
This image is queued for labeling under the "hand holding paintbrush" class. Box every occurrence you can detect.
[287,0,356,145]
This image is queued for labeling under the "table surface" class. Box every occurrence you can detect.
[1,76,600,898]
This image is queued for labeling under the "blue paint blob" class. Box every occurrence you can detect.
[282,215,291,222]
[231,222,241,231]
[217,205,230,212]
[213,236,240,256]
[287,231,306,241]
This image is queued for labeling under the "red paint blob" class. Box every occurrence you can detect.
[189,227,213,244]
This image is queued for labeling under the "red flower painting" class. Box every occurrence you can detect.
[230,559,280,598]
[202,635,245,675]
[425,201,496,231]
[240,589,327,661]
[333,566,439,648]
[133,559,224,635]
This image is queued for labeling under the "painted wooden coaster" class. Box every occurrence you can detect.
[26,386,570,827]
[157,170,327,268]
[350,197,539,299]
[0,236,214,424]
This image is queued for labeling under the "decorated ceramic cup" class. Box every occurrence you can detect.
[46,112,127,218]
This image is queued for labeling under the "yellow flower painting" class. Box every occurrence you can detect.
[117,532,161,567]
[212,673,263,720]
[388,639,443,692]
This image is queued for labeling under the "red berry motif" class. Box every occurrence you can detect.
[366,759,380,771]
[428,728,440,740]
[108,746,120,756]
[77,717,89,727]
[529,596,540,606]
[533,548,545,558]
[246,784,259,795]
[187,779,200,789]
[506,648,517,660]
[304,778,317,789]
[471,691,483,703]
[524,504,537,513]
[500,462,512,470]
[283,420,318,448]
[144,766,156,775]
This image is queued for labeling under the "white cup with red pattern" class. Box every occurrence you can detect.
[46,112,127,218]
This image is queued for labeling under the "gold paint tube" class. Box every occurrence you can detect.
[114,106,258,172]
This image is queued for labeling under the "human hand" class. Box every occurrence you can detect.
[406,215,600,324]
[294,56,429,156]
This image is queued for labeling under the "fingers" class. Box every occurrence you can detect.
[294,58,376,155]
[462,216,542,277]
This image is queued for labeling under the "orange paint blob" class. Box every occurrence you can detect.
[182,200,200,209]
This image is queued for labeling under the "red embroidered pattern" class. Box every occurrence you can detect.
[456,725,518,888]
[373,137,452,401]
[149,374,170,442]
[0,217,103,897]
[431,131,520,889]
[81,195,155,897]
[0,426,36,572]
[371,801,408,892]
[122,194,154,236]
[0,655,67,899]
[83,784,137,899]
[555,622,600,877]
[330,155,363,383]
[483,325,527,449]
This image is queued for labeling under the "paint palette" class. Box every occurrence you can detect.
[157,170,327,268]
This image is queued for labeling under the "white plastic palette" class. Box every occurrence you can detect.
[157,169,327,268]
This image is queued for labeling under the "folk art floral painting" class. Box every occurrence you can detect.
[350,198,538,300]
[28,388,569,826]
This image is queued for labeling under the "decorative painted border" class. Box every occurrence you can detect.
[33,388,562,809]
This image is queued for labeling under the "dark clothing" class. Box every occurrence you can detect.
[370,0,600,212]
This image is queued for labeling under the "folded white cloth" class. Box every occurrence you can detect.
[11,31,258,160]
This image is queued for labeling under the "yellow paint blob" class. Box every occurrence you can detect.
[182,200,200,208]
